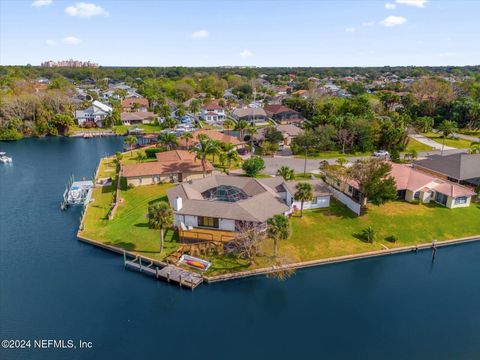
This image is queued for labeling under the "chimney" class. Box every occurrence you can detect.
[173,196,183,211]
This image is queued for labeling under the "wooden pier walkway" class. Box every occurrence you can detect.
[124,255,203,290]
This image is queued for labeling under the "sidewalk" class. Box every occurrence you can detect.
[409,134,456,151]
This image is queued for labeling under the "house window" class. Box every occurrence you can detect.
[348,185,353,193]
[435,192,448,206]
[455,197,468,205]
[198,216,219,228]
[414,191,420,200]
[311,197,318,204]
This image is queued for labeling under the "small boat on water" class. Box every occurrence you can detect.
[0,152,12,163]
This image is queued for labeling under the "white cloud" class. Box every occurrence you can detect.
[395,0,427,7]
[345,27,356,33]
[380,15,407,27]
[385,3,397,9]
[239,49,253,58]
[32,0,52,7]
[62,36,82,45]
[65,2,109,18]
[362,21,375,27]
[190,29,209,39]
[45,39,56,46]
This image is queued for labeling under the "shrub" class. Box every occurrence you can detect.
[145,147,167,158]
[385,235,397,243]
[242,156,265,177]
[360,226,376,243]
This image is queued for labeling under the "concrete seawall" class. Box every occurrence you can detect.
[77,231,480,284]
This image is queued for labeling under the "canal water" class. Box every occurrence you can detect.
[1,137,479,360]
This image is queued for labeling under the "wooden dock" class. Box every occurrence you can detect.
[124,255,203,290]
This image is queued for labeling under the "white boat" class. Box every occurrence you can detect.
[0,152,12,163]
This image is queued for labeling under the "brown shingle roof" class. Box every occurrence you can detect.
[122,98,148,108]
[178,129,243,147]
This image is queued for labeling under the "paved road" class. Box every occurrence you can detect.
[432,129,480,143]
[260,148,466,175]
[409,134,456,151]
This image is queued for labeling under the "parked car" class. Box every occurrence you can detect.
[374,150,390,157]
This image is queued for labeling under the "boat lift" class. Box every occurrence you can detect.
[60,175,94,210]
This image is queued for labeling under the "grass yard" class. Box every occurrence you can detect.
[458,129,480,137]
[423,132,475,149]
[80,182,179,261]
[405,137,433,152]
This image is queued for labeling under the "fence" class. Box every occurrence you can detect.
[327,185,362,216]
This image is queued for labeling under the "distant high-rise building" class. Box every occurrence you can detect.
[40,59,99,68]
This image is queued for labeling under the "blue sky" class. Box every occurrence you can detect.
[1,0,479,66]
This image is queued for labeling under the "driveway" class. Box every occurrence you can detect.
[409,134,456,151]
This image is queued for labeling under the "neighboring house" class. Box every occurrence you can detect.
[325,163,476,209]
[75,100,112,127]
[255,124,303,145]
[122,98,149,112]
[167,175,331,236]
[200,100,226,122]
[122,150,213,186]
[273,85,291,95]
[264,104,304,124]
[291,89,309,98]
[177,129,244,149]
[120,112,156,125]
[231,108,268,124]
[413,153,480,188]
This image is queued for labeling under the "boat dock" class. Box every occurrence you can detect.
[61,175,94,210]
[124,253,203,290]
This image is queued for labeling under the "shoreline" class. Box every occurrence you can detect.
[77,231,480,284]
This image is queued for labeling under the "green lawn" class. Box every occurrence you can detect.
[423,132,474,149]
[458,129,480,137]
[81,182,179,261]
[113,124,163,135]
[405,137,433,152]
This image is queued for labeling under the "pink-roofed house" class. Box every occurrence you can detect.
[325,162,476,210]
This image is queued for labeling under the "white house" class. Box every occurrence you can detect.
[75,100,113,127]
[200,101,226,123]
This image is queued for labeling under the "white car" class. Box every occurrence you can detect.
[374,150,390,157]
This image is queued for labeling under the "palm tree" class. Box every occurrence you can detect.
[210,140,222,164]
[189,99,201,115]
[183,131,194,150]
[235,119,249,141]
[277,166,294,180]
[223,119,235,136]
[124,135,137,156]
[157,132,178,150]
[246,125,258,157]
[147,201,173,253]
[438,120,458,155]
[190,135,216,177]
[469,143,480,154]
[267,214,291,257]
[223,143,240,172]
[294,182,313,218]
[405,149,418,162]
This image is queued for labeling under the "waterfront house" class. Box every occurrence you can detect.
[413,153,480,188]
[122,150,213,186]
[231,107,268,124]
[120,112,156,126]
[325,163,476,209]
[122,98,149,112]
[167,175,331,240]
[75,100,112,127]
[263,104,304,124]
[200,100,226,122]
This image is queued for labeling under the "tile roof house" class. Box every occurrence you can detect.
[75,100,112,127]
[231,108,268,124]
[264,104,304,124]
[326,162,476,209]
[120,112,156,125]
[200,100,226,123]
[413,153,480,187]
[167,175,331,236]
[255,124,303,145]
[122,150,213,186]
